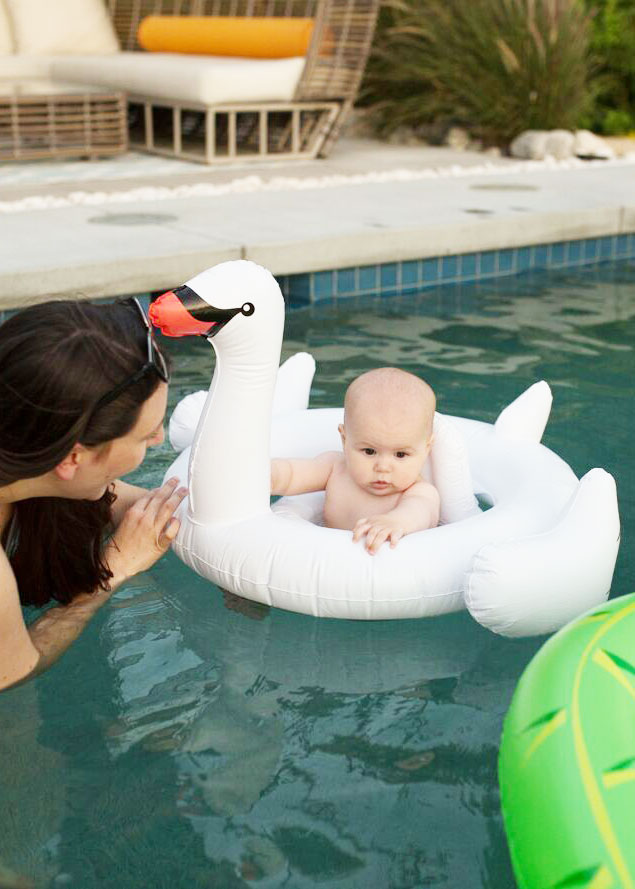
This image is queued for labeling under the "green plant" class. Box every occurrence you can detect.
[601,108,635,135]
[360,0,593,146]
[583,0,635,134]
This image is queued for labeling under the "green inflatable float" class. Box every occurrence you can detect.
[499,593,635,889]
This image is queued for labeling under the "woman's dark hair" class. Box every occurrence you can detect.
[0,299,168,607]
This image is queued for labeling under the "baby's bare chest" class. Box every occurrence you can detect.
[323,465,401,531]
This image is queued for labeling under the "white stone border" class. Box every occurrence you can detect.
[1,155,635,214]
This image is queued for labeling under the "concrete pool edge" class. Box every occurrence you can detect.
[1,155,635,310]
[2,231,634,314]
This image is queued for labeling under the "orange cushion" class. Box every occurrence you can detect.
[138,15,314,59]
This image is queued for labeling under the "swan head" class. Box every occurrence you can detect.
[149,260,280,340]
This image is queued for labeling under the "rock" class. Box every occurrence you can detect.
[414,121,447,144]
[511,129,575,160]
[602,135,635,158]
[544,129,576,159]
[339,108,375,139]
[574,129,615,159]
[510,128,616,161]
[387,125,424,146]
[509,130,549,159]
[483,146,502,158]
[444,126,471,150]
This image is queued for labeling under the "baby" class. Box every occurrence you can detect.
[271,367,440,554]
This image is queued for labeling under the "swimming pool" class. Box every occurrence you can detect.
[0,260,633,888]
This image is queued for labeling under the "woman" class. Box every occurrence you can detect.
[0,297,187,691]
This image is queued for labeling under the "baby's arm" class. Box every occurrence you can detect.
[271,452,340,496]
[353,480,440,554]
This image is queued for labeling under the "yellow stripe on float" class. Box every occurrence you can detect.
[581,613,612,625]
[588,864,614,889]
[603,769,635,790]
[592,649,635,701]
[522,709,567,767]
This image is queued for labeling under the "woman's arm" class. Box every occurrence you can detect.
[0,547,40,689]
[0,479,187,692]
[110,479,148,526]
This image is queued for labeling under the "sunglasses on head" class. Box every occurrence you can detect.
[90,298,169,417]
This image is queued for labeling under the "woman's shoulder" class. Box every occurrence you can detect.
[0,502,16,556]
[0,533,40,690]
[0,514,22,612]
[0,501,13,533]
[0,539,17,592]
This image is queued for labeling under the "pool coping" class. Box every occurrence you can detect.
[1,147,634,309]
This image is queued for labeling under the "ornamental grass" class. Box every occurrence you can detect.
[361,0,593,146]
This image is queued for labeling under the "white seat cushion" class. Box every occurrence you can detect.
[5,0,119,55]
[0,0,14,54]
[0,55,56,77]
[50,52,306,105]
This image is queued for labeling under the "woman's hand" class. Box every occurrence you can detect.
[105,478,187,587]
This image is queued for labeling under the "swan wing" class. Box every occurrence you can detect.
[169,351,316,452]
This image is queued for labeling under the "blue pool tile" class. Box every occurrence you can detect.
[533,244,549,268]
[517,246,531,271]
[314,270,334,300]
[401,260,420,286]
[422,257,439,283]
[358,265,378,292]
[479,251,496,275]
[441,255,458,279]
[550,242,565,265]
[285,274,311,306]
[616,234,629,256]
[380,263,398,289]
[567,240,582,264]
[583,238,599,261]
[280,238,635,308]
[336,268,356,296]
[459,253,477,279]
[276,275,289,299]
[599,236,613,260]
[498,250,514,273]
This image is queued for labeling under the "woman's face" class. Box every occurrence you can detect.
[76,383,168,500]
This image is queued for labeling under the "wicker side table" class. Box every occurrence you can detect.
[0,79,127,161]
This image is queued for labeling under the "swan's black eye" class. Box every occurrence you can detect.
[241,303,255,316]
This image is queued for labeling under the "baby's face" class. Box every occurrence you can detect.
[339,396,432,497]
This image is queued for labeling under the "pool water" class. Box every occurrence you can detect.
[1,260,633,889]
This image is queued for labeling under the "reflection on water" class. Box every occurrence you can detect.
[1,261,633,889]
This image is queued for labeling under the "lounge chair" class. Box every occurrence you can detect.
[0,0,379,163]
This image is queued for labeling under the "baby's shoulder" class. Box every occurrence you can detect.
[322,451,347,485]
[404,478,440,501]
[318,450,344,468]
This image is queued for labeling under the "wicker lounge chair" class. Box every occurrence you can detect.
[103,0,379,163]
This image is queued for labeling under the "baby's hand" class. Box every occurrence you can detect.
[353,516,406,555]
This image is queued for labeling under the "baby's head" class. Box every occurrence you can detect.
[339,368,435,496]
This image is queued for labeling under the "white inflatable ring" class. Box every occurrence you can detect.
[150,261,620,637]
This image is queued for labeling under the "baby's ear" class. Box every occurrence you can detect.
[338,423,346,447]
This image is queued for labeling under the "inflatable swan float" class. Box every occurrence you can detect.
[149,260,620,637]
